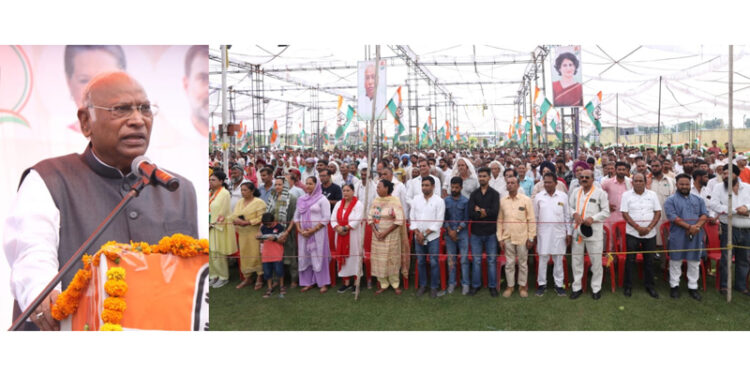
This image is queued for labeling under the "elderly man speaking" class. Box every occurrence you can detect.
[4,72,198,330]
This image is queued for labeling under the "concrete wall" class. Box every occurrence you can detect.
[597,127,750,151]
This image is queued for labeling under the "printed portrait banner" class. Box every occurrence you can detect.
[65,252,209,331]
[551,45,583,108]
[357,60,387,121]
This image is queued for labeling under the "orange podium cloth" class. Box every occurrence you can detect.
[67,251,208,331]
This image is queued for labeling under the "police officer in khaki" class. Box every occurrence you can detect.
[569,169,610,300]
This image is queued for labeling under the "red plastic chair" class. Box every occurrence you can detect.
[328,226,338,286]
[703,221,722,291]
[661,221,707,291]
[582,225,616,293]
[613,221,643,287]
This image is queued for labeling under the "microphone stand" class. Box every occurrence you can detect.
[9,175,151,331]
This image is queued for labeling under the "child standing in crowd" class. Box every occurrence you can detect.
[257,212,287,298]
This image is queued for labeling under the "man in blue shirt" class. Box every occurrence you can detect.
[517,163,534,197]
[444,177,470,295]
[664,173,708,301]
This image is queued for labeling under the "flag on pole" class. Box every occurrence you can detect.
[210,125,216,143]
[335,105,355,141]
[323,122,330,145]
[539,97,552,119]
[516,116,523,139]
[585,91,603,134]
[269,120,279,146]
[445,120,451,141]
[521,120,531,144]
[386,87,405,141]
[549,110,563,141]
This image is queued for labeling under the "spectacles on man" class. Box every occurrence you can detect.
[579,176,591,180]
[88,103,159,118]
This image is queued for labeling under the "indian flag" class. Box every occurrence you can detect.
[386,87,405,138]
[516,116,523,139]
[585,91,602,134]
[269,120,279,145]
[335,105,355,140]
[445,120,451,142]
[549,110,563,141]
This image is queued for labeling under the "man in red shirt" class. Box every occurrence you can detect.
[737,155,750,184]
[708,140,722,157]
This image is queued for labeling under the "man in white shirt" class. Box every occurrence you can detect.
[690,169,714,218]
[647,158,675,248]
[4,72,198,330]
[228,165,249,210]
[620,173,661,299]
[405,159,441,216]
[533,172,571,297]
[409,176,445,298]
[300,157,318,183]
[489,160,505,193]
[380,167,408,218]
[708,164,750,296]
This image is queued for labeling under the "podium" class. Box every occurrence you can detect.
[53,235,209,331]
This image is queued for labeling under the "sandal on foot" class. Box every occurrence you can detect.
[319,286,328,294]
[254,281,264,291]
[374,288,388,295]
[280,286,287,295]
[262,288,273,298]
[300,285,314,293]
[394,288,402,295]
[236,278,253,289]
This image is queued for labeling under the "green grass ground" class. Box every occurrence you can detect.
[210,264,750,331]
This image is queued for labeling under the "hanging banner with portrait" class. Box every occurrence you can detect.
[551,45,583,107]
[357,60,387,121]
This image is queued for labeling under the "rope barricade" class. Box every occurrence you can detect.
[209,217,726,260]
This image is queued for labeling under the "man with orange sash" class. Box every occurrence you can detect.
[568,169,610,300]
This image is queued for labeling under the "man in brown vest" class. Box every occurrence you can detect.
[4,72,198,330]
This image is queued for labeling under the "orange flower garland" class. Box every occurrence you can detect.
[50,234,207,330]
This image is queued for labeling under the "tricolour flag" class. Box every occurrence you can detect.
[386,87,405,140]
[335,105,355,141]
[584,91,602,134]
[549,110,563,141]
[270,120,279,145]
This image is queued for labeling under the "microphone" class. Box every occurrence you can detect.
[131,156,180,191]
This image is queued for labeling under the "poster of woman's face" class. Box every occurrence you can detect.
[551,45,583,107]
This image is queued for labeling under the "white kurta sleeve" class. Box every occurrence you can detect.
[348,201,364,229]
[3,170,62,312]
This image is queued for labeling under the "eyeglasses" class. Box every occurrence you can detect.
[579,176,591,180]
[88,103,159,118]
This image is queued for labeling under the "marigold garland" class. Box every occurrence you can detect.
[100,323,122,331]
[104,279,128,297]
[100,266,127,330]
[49,234,207,331]
[103,297,127,312]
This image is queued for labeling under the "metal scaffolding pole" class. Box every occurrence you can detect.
[727,45,734,303]
[221,45,229,176]
[357,44,380,300]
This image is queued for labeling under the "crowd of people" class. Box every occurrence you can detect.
[207,139,750,301]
